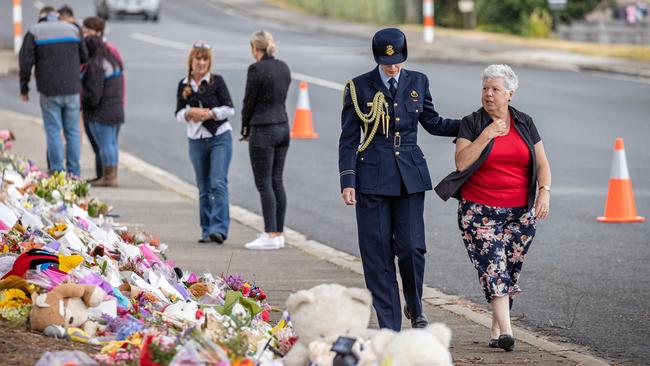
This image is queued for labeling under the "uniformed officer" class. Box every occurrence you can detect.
[338,28,461,331]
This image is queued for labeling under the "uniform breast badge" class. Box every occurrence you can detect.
[385,45,395,56]
[410,90,419,98]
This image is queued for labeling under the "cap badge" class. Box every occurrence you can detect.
[385,45,395,56]
[410,90,419,98]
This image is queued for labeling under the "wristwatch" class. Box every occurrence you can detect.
[538,185,551,192]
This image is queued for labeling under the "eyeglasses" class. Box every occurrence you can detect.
[193,41,211,50]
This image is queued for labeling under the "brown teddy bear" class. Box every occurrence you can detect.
[30,283,106,336]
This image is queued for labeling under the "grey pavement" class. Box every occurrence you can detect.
[1,0,648,364]
[212,0,650,78]
[1,110,605,365]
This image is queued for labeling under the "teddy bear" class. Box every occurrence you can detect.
[371,323,454,366]
[283,283,374,366]
[30,283,106,336]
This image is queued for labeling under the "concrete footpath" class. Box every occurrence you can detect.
[212,0,650,78]
[1,109,612,365]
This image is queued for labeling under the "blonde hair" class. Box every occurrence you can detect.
[182,46,212,100]
[250,30,277,57]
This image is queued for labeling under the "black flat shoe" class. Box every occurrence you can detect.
[209,232,224,244]
[488,339,499,348]
[403,305,428,328]
[498,334,515,352]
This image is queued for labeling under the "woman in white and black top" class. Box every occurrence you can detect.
[175,42,234,244]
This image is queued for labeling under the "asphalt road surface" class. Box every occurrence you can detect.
[1,0,649,364]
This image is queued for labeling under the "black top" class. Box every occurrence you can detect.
[175,74,234,135]
[434,106,542,211]
[82,59,124,125]
[19,19,88,96]
[241,54,291,137]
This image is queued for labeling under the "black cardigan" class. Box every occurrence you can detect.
[241,54,291,136]
[434,106,542,211]
[82,58,124,125]
[175,74,234,135]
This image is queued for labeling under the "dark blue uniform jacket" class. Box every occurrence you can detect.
[339,67,460,196]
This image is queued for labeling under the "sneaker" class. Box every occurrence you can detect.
[244,233,281,250]
[278,234,285,248]
[209,232,225,244]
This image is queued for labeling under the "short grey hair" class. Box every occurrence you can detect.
[481,64,519,92]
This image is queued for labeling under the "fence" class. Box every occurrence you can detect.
[557,20,650,44]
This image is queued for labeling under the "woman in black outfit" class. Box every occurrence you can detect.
[241,30,291,250]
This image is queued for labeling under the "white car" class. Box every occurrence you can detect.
[95,0,161,22]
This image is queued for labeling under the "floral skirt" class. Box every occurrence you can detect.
[458,199,537,303]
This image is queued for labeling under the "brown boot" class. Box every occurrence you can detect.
[92,166,118,187]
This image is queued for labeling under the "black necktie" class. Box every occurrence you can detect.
[388,78,397,99]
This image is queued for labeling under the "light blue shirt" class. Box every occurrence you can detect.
[377,67,401,91]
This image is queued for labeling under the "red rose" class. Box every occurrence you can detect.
[241,286,251,297]
[261,310,270,322]
[258,290,266,300]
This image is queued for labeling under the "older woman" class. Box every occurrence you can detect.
[175,42,235,244]
[435,64,551,352]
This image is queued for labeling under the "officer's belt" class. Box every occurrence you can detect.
[363,137,417,147]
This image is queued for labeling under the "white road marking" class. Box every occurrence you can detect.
[131,32,190,50]
[130,32,347,91]
[33,0,45,10]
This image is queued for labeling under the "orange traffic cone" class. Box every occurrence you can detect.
[597,138,645,223]
[290,81,318,139]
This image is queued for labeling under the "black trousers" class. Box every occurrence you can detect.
[84,117,102,178]
[249,123,290,232]
[356,190,426,331]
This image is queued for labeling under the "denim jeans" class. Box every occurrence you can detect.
[39,93,81,176]
[188,131,232,238]
[249,123,290,232]
[88,122,120,166]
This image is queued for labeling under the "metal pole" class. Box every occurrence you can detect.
[13,0,23,54]
[423,0,434,43]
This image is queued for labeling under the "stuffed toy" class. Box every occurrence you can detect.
[162,298,201,325]
[2,249,59,279]
[308,336,376,366]
[372,323,453,366]
[30,283,106,336]
[1,249,83,279]
[283,284,373,366]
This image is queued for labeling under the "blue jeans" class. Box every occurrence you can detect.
[88,122,120,166]
[39,94,81,176]
[188,131,232,238]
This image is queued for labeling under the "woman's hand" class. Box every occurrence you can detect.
[342,188,356,205]
[481,118,508,140]
[535,189,550,220]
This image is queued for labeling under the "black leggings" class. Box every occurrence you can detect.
[249,123,290,232]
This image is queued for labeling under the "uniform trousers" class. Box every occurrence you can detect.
[356,189,426,331]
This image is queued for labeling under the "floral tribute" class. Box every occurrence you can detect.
[0,142,296,365]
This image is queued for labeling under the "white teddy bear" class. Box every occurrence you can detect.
[372,323,454,366]
[283,284,374,366]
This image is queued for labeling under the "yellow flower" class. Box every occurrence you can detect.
[0,289,30,309]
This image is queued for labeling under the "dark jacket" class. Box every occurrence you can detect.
[82,58,124,125]
[338,67,460,196]
[19,18,87,96]
[241,54,291,136]
[434,106,541,210]
[175,74,234,135]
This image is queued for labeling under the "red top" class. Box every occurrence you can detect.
[461,116,531,208]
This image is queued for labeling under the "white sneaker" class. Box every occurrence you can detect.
[278,234,285,248]
[244,233,282,250]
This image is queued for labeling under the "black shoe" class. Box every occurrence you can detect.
[488,339,499,348]
[403,305,428,328]
[209,232,224,244]
[198,236,211,243]
[498,334,515,352]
